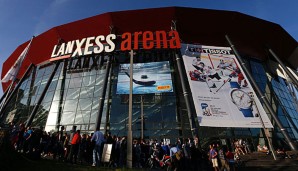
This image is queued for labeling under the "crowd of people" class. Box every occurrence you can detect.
[4,123,213,170]
[233,139,251,156]
[5,122,284,170]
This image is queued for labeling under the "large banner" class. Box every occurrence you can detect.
[181,44,273,128]
[116,61,173,94]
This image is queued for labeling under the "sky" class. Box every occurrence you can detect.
[0,0,297,96]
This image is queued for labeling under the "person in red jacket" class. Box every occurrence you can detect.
[68,130,81,164]
[226,149,235,171]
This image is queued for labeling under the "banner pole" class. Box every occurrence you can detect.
[225,35,297,151]
[175,51,198,138]
[0,36,34,116]
[0,83,12,104]
[171,20,198,138]
[0,82,13,112]
[267,47,298,111]
[252,97,277,160]
[0,64,35,117]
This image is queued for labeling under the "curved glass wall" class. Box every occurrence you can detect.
[0,50,185,140]
[109,51,182,139]
[1,68,34,124]
[271,76,298,140]
[31,63,61,128]
[250,59,298,148]
[1,48,297,148]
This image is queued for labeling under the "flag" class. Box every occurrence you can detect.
[1,38,33,83]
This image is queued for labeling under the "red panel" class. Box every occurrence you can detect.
[2,7,297,92]
[109,7,176,33]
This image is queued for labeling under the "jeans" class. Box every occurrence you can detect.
[93,144,102,165]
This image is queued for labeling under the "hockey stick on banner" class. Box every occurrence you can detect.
[124,72,156,86]
[214,78,231,93]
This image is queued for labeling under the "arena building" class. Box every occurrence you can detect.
[1,7,297,150]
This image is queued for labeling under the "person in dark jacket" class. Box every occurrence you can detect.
[79,133,88,164]
[190,136,202,171]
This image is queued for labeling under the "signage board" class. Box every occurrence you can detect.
[101,144,113,163]
[50,30,181,61]
[181,44,273,128]
[116,61,173,94]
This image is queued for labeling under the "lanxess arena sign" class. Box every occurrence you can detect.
[50,30,181,60]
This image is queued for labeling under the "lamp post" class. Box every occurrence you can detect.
[127,50,134,168]
[141,95,144,140]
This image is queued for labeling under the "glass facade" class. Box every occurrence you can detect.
[0,50,186,140]
[109,51,183,140]
[271,76,298,140]
[1,47,297,149]
[250,59,298,148]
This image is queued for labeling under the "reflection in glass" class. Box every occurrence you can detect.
[32,104,50,127]
[91,98,99,110]
[77,98,93,111]
[95,74,105,86]
[49,101,59,114]
[83,75,96,87]
[79,86,94,99]
[46,112,58,126]
[66,88,80,100]
[68,77,82,88]
[43,91,55,103]
[48,79,58,91]
[75,110,91,124]
[90,110,98,124]
[60,111,75,125]
[63,100,78,112]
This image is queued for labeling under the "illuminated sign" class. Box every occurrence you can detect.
[120,30,181,50]
[50,30,181,60]
[51,34,116,58]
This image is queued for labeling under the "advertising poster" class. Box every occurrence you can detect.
[116,61,173,94]
[181,44,273,128]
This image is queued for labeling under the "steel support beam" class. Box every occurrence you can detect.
[25,62,60,128]
[226,35,297,151]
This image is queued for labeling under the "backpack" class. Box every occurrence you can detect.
[175,150,183,160]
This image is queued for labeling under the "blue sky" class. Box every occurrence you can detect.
[0,0,297,95]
